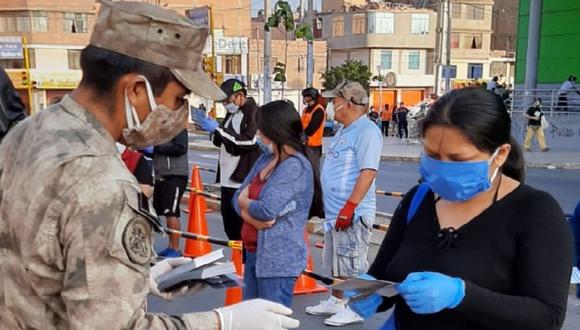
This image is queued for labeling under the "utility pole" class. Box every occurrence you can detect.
[306,0,314,87]
[256,26,262,105]
[377,66,383,111]
[299,0,305,20]
[263,0,272,103]
[445,0,452,93]
[434,0,444,95]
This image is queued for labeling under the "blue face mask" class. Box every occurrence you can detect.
[419,149,500,202]
[257,136,274,155]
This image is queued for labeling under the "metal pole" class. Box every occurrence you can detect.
[255,27,261,105]
[209,6,217,110]
[299,0,305,21]
[22,36,33,114]
[524,0,543,91]
[263,0,272,103]
[377,65,382,112]
[444,0,451,93]
[434,0,443,95]
[306,0,314,87]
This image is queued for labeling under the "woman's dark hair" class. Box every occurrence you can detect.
[256,100,324,218]
[421,88,525,182]
[79,45,176,98]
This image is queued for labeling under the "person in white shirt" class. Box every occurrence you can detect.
[556,75,580,111]
[487,76,499,93]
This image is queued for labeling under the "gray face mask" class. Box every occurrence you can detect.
[122,77,187,150]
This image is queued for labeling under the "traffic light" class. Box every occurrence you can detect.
[273,62,286,82]
[202,56,214,74]
[20,71,29,87]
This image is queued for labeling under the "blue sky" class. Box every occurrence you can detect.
[251,0,322,16]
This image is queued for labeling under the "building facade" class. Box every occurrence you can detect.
[0,0,97,112]
[318,2,437,108]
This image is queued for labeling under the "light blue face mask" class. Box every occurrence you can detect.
[419,149,500,202]
[257,136,274,155]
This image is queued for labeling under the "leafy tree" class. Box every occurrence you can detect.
[264,1,313,98]
[321,60,372,92]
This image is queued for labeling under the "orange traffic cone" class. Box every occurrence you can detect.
[225,245,244,305]
[294,231,327,295]
[183,166,212,257]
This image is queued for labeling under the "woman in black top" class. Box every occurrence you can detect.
[350,88,573,329]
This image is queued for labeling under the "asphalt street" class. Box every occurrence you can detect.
[147,149,580,329]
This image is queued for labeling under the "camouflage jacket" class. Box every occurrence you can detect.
[0,96,218,329]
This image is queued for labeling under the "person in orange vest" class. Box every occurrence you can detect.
[301,87,326,169]
[379,103,392,137]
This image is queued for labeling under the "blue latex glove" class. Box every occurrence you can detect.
[345,274,383,320]
[140,146,154,155]
[192,109,218,133]
[396,272,465,314]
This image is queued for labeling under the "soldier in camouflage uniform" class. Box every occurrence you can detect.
[0,1,299,329]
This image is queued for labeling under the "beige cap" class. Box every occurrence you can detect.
[90,1,225,100]
[322,80,369,105]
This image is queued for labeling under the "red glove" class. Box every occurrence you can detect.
[335,200,358,231]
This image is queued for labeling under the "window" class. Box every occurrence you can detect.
[411,14,429,35]
[332,16,344,36]
[451,32,460,48]
[426,50,434,74]
[443,65,457,78]
[0,11,48,32]
[467,63,483,79]
[368,12,394,34]
[452,3,462,18]
[223,55,241,74]
[408,51,420,70]
[352,13,366,35]
[68,49,81,70]
[63,13,88,33]
[490,62,507,77]
[464,4,484,20]
[463,33,483,49]
[380,50,392,70]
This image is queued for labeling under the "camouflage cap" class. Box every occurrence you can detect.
[90,1,225,100]
[322,81,369,105]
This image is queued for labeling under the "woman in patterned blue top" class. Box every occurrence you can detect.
[233,100,324,307]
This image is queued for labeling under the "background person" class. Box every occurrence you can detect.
[305,81,383,327]
[0,67,26,144]
[153,128,189,257]
[524,98,550,152]
[394,102,409,139]
[301,87,326,169]
[192,78,261,241]
[234,100,324,308]
[556,75,580,111]
[380,103,392,137]
[349,88,572,330]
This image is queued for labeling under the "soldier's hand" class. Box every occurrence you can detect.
[215,299,300,330]
[149,257,207,300]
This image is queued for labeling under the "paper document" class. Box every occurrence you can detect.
[331,278,398,301]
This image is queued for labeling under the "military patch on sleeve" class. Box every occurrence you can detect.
[122,217,152,265]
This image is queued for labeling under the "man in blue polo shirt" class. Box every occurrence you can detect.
[306,81,383,326]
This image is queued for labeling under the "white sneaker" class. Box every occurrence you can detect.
[305,296,344,316]
[324,305,364,326]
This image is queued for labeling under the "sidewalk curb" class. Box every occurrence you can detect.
[380,155,580,170]
[189,143,580,170]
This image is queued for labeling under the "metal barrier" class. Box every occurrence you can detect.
[511,88,580,113]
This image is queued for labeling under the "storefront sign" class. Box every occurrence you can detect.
[186,6,210,27]
[204,37,248,55]
[35,71,82,89]
[0,36,23,59]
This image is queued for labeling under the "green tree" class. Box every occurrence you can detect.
[321,60,372,92]
[265,1,313,99]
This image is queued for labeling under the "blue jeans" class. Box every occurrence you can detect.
[243,251,297,308]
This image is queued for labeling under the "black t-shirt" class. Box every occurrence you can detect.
[526,106,542,126]
[394,108,408,123]
[368,184,572,330]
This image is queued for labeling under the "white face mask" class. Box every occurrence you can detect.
[225,102,239,114]
[121,77,188,150]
